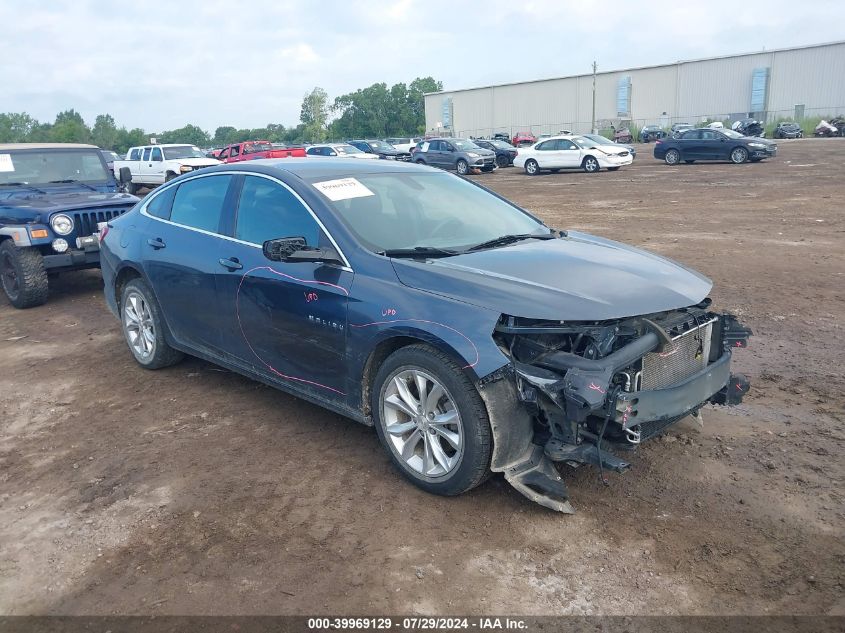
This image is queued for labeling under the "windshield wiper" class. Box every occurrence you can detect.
[0,182,47,194]
[380,246,461,258]
[467,232,557,252]
[48,179,98,191]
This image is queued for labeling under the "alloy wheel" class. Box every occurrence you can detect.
[584,156,599,172]
[381,369,464,479]
[123,291,156,360]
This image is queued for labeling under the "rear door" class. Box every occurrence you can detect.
[678,130,702,159]
[533,140,559,168]
[214,174,352,397]
[141,173,237,354]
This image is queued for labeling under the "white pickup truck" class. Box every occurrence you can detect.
[114,144,220,193]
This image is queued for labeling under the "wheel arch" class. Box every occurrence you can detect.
[360,332,483,420]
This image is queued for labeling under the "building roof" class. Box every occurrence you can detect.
[0,143,100,151]
[425,39,845,96]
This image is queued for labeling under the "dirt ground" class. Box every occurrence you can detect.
[1,139,843,616]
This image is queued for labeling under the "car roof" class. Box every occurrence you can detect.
[203,157,433,180]
[0,143,99,151]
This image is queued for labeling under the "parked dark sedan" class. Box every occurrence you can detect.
[654,128,777,164]
[639,125,665,143]
[473,139,518,167]
[348,139,411,161]
[773,122,803,139]
[100,159,750,513]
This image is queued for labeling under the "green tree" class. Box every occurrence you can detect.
[51,109,91,143]
[300,87,329,141]
[91,114,119,150]
[157,124,210,147]
[115,127,148,154]
[0,112,38,142]
[213,126,237,145]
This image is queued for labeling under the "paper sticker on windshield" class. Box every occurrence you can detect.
[313,177,375,201]
[0,154,14,172]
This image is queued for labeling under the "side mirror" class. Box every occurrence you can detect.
[119,167,132,184]
[263,237,343,265]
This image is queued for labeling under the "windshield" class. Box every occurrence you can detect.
[581,135,614,146]
[162,145,205,159]
[313,172,548,252]
[452,139,480,150]
[571,136,604,148]
[490,140,514,149]
[0,149,109,185]
[720,129,744,139]
[335,145,364,155]
[368,141,395,151]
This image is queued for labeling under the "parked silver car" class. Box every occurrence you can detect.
[412,138,497,174]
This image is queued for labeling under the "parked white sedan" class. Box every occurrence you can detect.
[514,135,634,175]
[305,143,379,159]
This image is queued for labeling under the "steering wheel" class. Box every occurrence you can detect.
[429,218,464,239]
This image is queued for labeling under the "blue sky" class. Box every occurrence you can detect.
[1,0,841,132]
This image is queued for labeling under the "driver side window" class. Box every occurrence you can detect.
[235,176,320,247]
[230,145,240,157]
[151,147,162,161]
[556,140,577,150]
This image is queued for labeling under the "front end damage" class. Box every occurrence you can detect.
[478,299,751,512]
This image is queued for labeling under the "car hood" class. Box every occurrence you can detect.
[390,231,712,321]
[0,190,139,222]
[176,157,222,166]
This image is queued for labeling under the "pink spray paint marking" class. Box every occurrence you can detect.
[381,307,397,317]
[588,382,606,394]
[236,266,349,395]
[304,291,319,303]
[350,319,479,369]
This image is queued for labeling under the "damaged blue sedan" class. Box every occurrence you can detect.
[100,159,750,512]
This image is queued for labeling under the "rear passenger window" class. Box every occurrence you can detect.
[235,176,320,246]
[146,186,177,219]
[169,175,233,233]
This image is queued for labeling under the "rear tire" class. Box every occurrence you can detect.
[664,149,681,165]
[120,278,184,369]
[524,159,540,176]
[0,241,48,309]
[372,344,492,497]
[496,155,508,168]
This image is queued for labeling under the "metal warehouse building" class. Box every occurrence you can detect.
[424,40,845,138]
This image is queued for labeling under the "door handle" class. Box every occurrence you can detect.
[147,237,166,249]
[218,257,243,271]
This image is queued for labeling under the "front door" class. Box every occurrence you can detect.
[698,130,724,159]
[141,173,236,354]
[215,174,352,398]
[556,139,582,168]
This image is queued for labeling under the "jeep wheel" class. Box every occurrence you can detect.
[583,156,600,173]
[456,159,469,175]
[372,344,492,497]
[524,159,540,176]
[120,278,184,369]
[0,242,48,309]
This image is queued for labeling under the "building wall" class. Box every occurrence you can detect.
[424,41,845,137]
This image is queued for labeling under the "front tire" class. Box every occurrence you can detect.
[664,149,681,165]
[730,147,749,164]
[524,159,540,176]
[372,344,492,497]
[0,242,48,309]
[120,278,184,369]
[456,159,469,175]
[583,156,600,173]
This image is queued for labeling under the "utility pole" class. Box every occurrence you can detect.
[591,61,597,134]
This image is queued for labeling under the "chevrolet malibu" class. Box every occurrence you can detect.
[100,159,751,512]
[514,135,633,175]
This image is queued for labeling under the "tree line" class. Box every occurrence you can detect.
[0,76,441,153]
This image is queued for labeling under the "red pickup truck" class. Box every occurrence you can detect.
[218,140,306,163]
